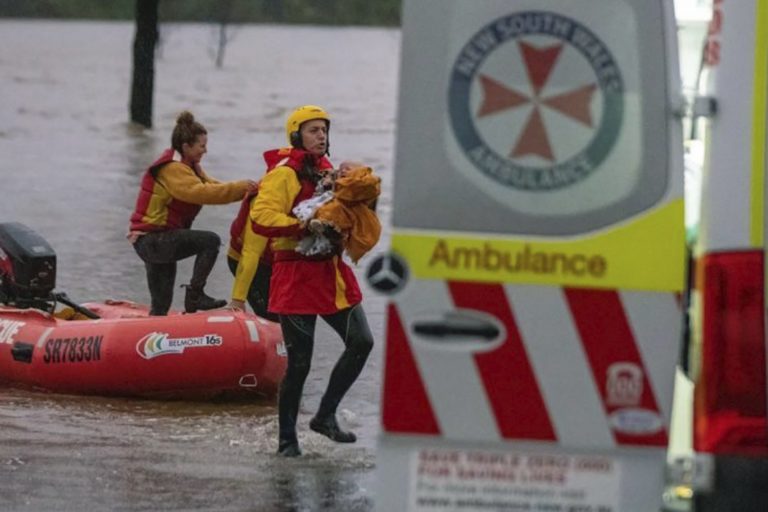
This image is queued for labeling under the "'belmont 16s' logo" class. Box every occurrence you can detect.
[448,11,624,191]
[136,332,223,359]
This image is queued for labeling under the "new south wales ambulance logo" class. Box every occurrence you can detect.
[449,11,624,191]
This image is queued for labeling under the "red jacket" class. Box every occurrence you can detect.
[130,149,204,231]
[229,147,333,252]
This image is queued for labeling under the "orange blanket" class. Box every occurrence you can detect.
[313,166,381,262]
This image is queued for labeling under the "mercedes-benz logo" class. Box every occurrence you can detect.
[366,252,408,294]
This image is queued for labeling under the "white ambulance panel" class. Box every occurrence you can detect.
[374,1,685,511]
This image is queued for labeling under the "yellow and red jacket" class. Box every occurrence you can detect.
[228,147,333,303]
[130,148,248,232]
[250,148,361,314]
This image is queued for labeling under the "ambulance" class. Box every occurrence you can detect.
[680,0,768,509]
[371,1,686,510]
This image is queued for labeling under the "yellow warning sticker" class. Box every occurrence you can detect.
[392,199,685,292]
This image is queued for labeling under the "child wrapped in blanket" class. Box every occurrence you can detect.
[292,161,381,263]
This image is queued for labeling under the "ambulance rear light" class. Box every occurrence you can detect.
[694,250,768,456]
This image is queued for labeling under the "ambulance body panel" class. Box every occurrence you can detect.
[375,1,685,510]
[696,0,761,253]
[687,0,768,509]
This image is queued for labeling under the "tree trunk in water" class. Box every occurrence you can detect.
[213,0,234,69]
[216,24,227,69]
[130,0,159,128]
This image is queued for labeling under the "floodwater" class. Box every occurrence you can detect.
[0,20,400,511]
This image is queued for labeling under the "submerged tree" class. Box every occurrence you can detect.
[210,0,237,68]
[130,0,159,128]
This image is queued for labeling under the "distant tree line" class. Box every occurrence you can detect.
[0,0,402,26]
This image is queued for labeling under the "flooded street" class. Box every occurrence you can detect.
[0,20,399,511]
[2,391,374,511]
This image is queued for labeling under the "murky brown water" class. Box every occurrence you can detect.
[0,19,399,511]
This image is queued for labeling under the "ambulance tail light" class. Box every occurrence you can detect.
[694,250,768,456]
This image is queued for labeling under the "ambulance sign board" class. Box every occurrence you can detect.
[410,447,620,512]
[376,0,684,511]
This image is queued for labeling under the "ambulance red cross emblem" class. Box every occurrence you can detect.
[448,11,624,191]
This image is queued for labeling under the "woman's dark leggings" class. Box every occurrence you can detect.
[278,304,374,444]
[226,256,278,322]
[133,229,221,316]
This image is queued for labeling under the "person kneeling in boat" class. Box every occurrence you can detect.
[251,105,376,457]
[128,111,255,316]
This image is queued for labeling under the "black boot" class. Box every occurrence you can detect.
[309,415,357,443]
[277,439,302,457]
[183,285,226,313]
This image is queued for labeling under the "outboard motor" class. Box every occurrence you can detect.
[0,222,57,307]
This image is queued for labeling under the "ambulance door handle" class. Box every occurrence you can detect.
[412,312,500,341]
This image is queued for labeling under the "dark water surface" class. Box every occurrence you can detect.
[0,20,399,511]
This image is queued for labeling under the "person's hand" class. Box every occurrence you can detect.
[246,180,258,192]
[319,173,335,190]
[308,218,325,234]
[293,221,309,239]
[227,299,246,311]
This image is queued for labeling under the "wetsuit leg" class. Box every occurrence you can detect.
[278,314,317,444]
[227,257,278,321]
[250,263,278,321]
[178,230,221,290]
[135,227,221,293]
[134,233,179,315]
[144,261,176,315]
[315,304,374,418]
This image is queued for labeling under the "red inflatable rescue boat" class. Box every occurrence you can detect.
[0,301,286,400]
[0,222,286,400]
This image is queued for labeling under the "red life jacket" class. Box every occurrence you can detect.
[129,149,205,232]
[228,148,332,255]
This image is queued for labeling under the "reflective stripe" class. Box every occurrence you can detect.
[245,320,260,342]
[382,303,440,434]
[382,281,679,448]
[333,256,351,311]
[565,289,668,446]
[508,285,614,448]
[450,282,556,441]
[398,281,500,441]
[751,0,768,247]
[206,316,234,323]
[619,290,681,426]
[36,327,54,348]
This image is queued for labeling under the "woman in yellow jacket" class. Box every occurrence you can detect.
[224,144,333,321]
[249,105,375,457]
[128,111,254,315]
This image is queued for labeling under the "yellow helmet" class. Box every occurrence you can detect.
[285,105,331,148]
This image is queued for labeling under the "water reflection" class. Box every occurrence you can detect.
[0,389,376,511]
[269,464,373,512]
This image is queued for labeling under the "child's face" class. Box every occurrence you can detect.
[338,161,364,177]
